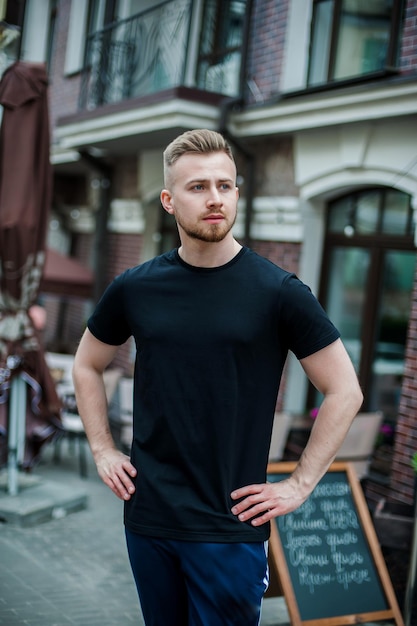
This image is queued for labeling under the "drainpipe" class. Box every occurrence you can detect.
[79,150,113,303]
[219,100,255,248]
[218,0,255,247]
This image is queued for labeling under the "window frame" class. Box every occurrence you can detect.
[312,186,415,414]
[307,0,405,87]
[195,0,251,96]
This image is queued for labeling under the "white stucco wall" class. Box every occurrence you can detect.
[284,115,417,414]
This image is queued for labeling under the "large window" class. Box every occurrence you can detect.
[196,0,248,96]
[318,188,415,427]
[308,0,404,86]
[0,0,26,73]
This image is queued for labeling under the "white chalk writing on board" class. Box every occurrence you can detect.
[278,481,372,595]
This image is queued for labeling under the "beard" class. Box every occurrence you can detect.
[175,211,237,243]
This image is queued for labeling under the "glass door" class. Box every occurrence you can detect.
[369,250,415,422]
[317,188,415,427]
[324,247,370,372]
[319,246,414,422]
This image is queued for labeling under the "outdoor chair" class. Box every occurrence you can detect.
[334,411,384,479]
[53,358,122,478]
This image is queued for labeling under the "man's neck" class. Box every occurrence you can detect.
[178,237,242,268]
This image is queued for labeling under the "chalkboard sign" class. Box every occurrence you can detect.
[267,462,404,626]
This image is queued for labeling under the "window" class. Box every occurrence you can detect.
[316,187,415,425]
[65,0,116,75]
[328,188,415,237]
[0,0,25,69]
[196,0,247,96]
[308,0,404,86]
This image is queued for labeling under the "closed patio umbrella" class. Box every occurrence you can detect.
[0,61,61,490]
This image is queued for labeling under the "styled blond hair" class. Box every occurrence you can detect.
[163,129,235,186]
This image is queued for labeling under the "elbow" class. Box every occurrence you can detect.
[352,382,364,413]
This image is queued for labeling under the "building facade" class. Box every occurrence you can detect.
[6,0,417,505]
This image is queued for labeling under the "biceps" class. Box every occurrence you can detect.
[74,329,119,374]
[300,339,357,394]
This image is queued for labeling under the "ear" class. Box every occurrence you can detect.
[160,189,174,214]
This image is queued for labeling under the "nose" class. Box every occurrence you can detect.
[207,185,222,207]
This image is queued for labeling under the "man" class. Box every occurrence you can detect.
[73,129,363,626]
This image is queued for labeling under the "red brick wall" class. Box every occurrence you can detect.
[105,232,143,282]
[48,0,81,130]
[102,233,144,374]
[399,0,417,74]
[246,0,290,104]
[252,240,300,275]
[389,255,417,505]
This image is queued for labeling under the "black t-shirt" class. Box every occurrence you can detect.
[88,247,340,542]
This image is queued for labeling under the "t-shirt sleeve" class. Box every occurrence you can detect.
[87,272,132,346]
[280,274,340,360]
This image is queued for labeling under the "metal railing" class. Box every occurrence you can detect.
[79,0,193,111]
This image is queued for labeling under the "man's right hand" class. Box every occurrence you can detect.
[95,448,137,501]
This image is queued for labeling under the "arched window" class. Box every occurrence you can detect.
[316,187,415,428]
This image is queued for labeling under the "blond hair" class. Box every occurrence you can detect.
[163,129,235,186]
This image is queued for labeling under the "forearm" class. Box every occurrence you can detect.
[231,340,363,525]
[288,339,363,497]
[72,329,120,461]
[231,385,362,525]
[73,364,116,461]
[72,330,136,500]
[290,387,362,498]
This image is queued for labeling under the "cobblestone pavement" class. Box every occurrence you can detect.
[1,442,403,625]
[0,443,289,626]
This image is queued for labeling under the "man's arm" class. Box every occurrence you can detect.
[73,328,137,500]
[230,338,363,525]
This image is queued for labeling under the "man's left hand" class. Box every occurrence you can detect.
[230,479,306,526]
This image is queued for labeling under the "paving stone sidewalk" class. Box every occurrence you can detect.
[0,443,289,626]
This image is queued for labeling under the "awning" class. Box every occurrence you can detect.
[41,248,94,299]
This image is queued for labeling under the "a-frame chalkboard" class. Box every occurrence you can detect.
[267,462,404,626]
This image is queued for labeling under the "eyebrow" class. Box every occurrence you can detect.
[186,177,235,185]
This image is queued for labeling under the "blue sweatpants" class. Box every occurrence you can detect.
[125,530,269,626]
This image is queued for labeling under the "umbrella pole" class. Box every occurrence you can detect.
[7,374,27,496]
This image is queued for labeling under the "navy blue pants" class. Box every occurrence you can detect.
[125,530,269,626]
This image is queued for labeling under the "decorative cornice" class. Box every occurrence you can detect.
[235,196,302,242]
[229,82,417,137]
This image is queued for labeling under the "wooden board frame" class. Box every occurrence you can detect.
[267,462,404,626]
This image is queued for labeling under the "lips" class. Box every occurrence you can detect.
[204,214,224,223]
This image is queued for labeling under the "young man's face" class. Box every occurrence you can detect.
[161,151,239,244]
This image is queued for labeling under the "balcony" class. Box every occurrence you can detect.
[79,0,194,111]
[54,0,243,164]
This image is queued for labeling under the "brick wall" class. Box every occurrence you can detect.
[389,255,417,505]
[105,232,143,281]
[113,158,138,198]
[48,0,81,130]
[245,0,290,104]
[399,0,417,74]
[103,233,144,374]
[252,240,300,274]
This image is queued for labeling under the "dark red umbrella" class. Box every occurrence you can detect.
[0,61,61,477]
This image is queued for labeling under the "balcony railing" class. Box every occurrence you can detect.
[79,0,193,111]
